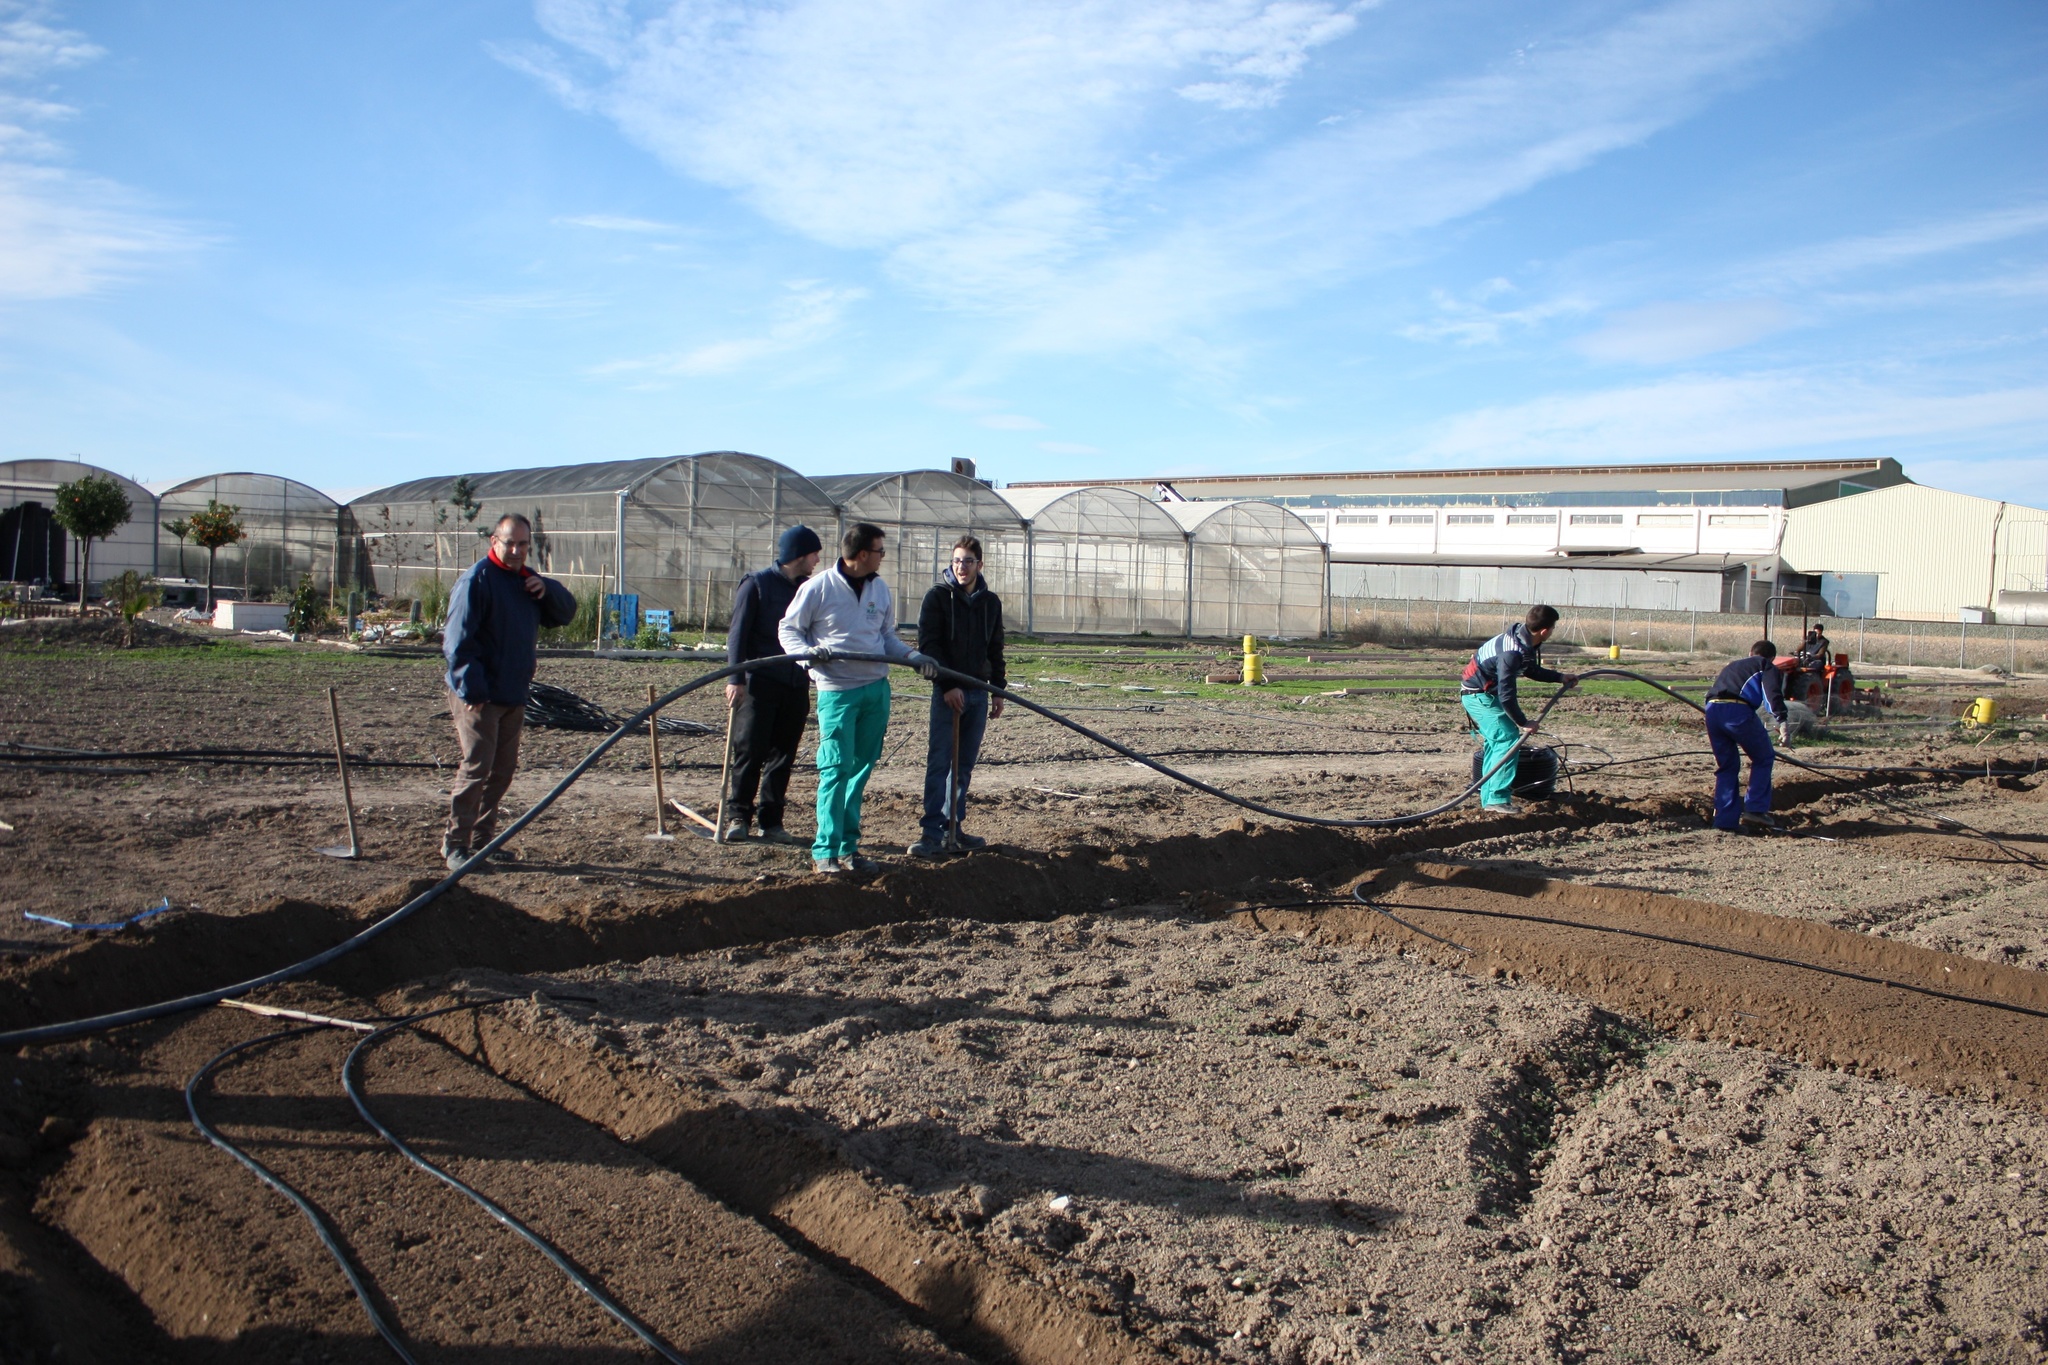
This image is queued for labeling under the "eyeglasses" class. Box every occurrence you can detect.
[951,556,979,566]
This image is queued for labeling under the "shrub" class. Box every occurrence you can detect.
[105,571,160,647]
[286,575,331,638]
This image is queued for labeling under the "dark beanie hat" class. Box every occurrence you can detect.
[776,524,823,565]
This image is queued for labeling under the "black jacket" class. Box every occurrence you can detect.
[726,566,807,691]
[917,572,1005,693]
[443,555,577,706]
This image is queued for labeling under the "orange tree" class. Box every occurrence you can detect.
[187,499,245,611]
[51,472,133,612]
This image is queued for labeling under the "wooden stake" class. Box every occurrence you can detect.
[668,799,718,833]
[645,682,674,840]
[317,686,361,859]
[713,691,738,842]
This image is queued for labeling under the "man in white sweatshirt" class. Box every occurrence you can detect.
[778,522,937,874]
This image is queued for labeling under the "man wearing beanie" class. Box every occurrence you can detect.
[721,524,824,843]
[778,522,939,874]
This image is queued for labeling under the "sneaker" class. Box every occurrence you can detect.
[721,821,752,843]
[907,838,948,859]
[813,857,845,875]
[758,827,801,846]
[844,854,885,874]
[444,847,470,872]
[1482,801,1523,816]
[1739,811,1784,832]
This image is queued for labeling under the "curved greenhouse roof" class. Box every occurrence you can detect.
[1007,486,1190,636]
[0,459,157,589]
[1167,499,1327,639]
[818,470,1029,623]
[159,472,354,599]
[349,453,839,633]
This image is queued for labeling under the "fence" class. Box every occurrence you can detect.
[1331,595,2048,672]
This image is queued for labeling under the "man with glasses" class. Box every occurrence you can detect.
[440,513,577,870]
[908,535,1006,858]
[778,522,938,874]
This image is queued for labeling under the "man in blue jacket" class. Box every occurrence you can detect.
[1703,640,1791,833]
[441,513,577,869]
[721,524,823,843]
[1459,605,1579,813]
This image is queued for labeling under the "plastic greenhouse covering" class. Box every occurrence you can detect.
[157,473,356,600]
[352,453,839,627]
[814,470,1028,625]
[346,455,1327,639]
[0,459,158,591]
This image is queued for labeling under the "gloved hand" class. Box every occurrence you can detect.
[908,651,940,680]
[1777,722,1792,746]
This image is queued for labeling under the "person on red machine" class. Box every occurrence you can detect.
[1459,605,1579,813]
[441,513,577,870]
[1703,640,1790,834]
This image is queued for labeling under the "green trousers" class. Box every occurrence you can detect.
[812,679,891,861]
[1461,691,1522,808]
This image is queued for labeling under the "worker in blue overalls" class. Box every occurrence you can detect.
[1702,640,1791,833]
[1460,605,1579,813]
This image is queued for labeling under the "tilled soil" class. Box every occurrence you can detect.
[3,634,2047,1363]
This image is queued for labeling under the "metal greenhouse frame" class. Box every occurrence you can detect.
[350,453,839,628]
[157,473,357,601]
[0,459,157,592]
[1003,486,1192,636]
[814,470,1029,625]
[1169,499,1330,640]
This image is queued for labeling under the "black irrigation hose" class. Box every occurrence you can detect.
[342,1002,689,1364]
[1316,885,2048,1021]
[0,653,2025,1047]
[185,1024,423,1365]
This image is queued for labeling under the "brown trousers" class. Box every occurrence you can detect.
[445,694,525,851]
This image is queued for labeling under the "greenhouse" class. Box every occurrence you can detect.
[350,453,839,628]
[814,470,1029,625]
[1167,499,1329,640]
[0,459,157,591]
[157,473,358,601]
[1002,486,1192,636]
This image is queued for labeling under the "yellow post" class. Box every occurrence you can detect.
[1241,634,1264,686]
[1606,643,1621,661]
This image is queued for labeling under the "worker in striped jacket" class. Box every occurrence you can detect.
[1459,605,1579,812]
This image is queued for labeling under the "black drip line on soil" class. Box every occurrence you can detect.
[1243,886,2048,1021]
[187,998,690,1365]
[5,654,2042,1047]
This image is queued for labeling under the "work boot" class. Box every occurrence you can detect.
[844,853,885,874]
[1482,802,1523,816]
[441,837,469,872]
[1739,811,1784,833]
[907,837,948,859]
[721,820,752,843]
[953,831,987,850]
[758,826,800,846]
[813,857,845,876]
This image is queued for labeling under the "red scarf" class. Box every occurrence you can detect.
[488,548,533,577]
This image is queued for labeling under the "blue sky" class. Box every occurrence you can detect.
[0,0,2042,502]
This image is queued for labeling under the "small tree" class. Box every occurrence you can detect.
[52,472,132,613]
[285,574,329,639]
[450,476,485,539]
[188,499,245,611]
[162,517,191,577]
[105,570,160,647]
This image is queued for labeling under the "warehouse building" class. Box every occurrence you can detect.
[1005,458,2025,618]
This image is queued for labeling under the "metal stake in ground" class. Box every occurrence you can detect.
[943,706,963,853]
[316,686,361,859]
[712,695,737,843]
[644,682,674,841]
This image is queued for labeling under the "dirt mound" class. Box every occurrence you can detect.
[0,617,214,650]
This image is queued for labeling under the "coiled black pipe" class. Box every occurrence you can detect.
[342,1002,689,1364]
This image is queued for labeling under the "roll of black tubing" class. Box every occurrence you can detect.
[2,653,2033,1047]
[341,1002,690,1364]
[186,1024,424,1365]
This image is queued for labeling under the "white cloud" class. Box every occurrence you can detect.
[591,280,865,378]
[1418,374,2048,465]
[1400,280,1594,346]
[553,213,678,233]
[1732,203,2048,291]
[978,413,1045,431]
[510,0,1359,257]
[0,3,199,300]
[1574,299,1796,365]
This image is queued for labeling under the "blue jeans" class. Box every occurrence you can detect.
[921,689,989,839]
[1706,701,1774,831]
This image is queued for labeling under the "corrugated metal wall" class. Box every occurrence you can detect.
[1782,485,2048,621]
